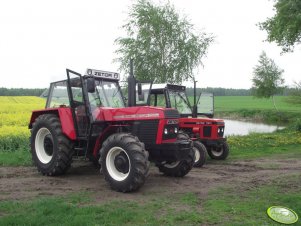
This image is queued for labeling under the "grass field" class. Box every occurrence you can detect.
[0,96,301,225]
[212,96,301,124]
[1,173,300,226]
[214,96,301,113]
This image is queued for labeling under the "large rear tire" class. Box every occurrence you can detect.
[207,142,229,160]
[30,114,74,176]
[99,133,150,192]
[158,132,194,177]
[193,141,206,167]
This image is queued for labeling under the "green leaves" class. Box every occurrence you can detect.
[259,0,301,52]
[114,0,213,84]
[252,51,285,99]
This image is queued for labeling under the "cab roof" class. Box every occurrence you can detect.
[151,83,186,91]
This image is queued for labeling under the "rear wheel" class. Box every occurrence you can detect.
[193,141,206,167]
[158,132,194,177]
[207,142,229,160]
[30,114,74,176]
[100,133,150,192]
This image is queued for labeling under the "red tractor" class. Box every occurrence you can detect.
[29,69,194,192]
[138,83,229,167]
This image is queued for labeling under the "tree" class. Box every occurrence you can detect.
[0,87,46,96]
[259,0,301,53]
[114,0,213,84]
[252,51,285,110]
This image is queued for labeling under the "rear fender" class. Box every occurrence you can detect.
[29,108,76,140]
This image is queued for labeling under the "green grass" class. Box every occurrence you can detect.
[0,175,300,225]
[0,150,31,166]
[0,192,203,226]
[189,95,301,124]
[202,174,301,226]
[227,128,301,159]
[228,144,301,160]
[214,96,301,112]
[1,128,300,166]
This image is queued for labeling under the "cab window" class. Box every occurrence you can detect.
[149,93,166,107]
[47,81,70,108]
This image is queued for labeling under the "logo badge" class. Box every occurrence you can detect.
[87,69,92,75]
[167,119,179,124]
[267,206,298,224]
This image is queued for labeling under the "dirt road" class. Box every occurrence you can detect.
[1,157,300,202]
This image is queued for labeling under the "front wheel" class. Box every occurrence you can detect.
[158,132,194,177]
[193,141,206,167]
[99,133,150,192]
[207,142,229,160]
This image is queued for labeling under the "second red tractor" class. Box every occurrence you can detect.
[136,82,229,167]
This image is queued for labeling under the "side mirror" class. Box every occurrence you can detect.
[137,83,142,96]
[87,77,96,93]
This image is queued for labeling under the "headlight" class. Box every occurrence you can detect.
[174,127,178,133]
[164,128,168,135]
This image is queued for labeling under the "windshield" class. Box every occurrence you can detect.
[169,90,192,114]
[88,79,125,108]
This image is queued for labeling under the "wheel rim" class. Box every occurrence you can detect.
[106,147,131,181]
[35,128,54,164]
[211,146,223,157]
[164,161,180,168]
[194,147,200,163]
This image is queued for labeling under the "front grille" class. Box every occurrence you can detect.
[132,120,159,144]
[162,125,178,140]
[218,126,224,137]
[164,109,180,119]
[203,126,212,137]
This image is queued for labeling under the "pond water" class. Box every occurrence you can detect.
[223,119,285,136]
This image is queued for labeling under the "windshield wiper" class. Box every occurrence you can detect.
[178,93,192,108]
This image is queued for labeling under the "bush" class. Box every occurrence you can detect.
[292,118,301,132]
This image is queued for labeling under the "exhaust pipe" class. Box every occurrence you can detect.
[128,59,136,107]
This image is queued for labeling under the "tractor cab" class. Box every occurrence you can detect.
[45,69,125,137]
[147,83,214,118]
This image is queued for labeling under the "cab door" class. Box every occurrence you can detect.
[66,69,90,138]
[135,81,153,106]
[196,92,214,118]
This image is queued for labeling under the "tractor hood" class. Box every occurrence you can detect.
[93,106,180,122]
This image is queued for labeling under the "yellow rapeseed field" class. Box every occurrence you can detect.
[1,96,300,152]
[0,96,46,151]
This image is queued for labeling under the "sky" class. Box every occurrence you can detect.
[0,0,300,89]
